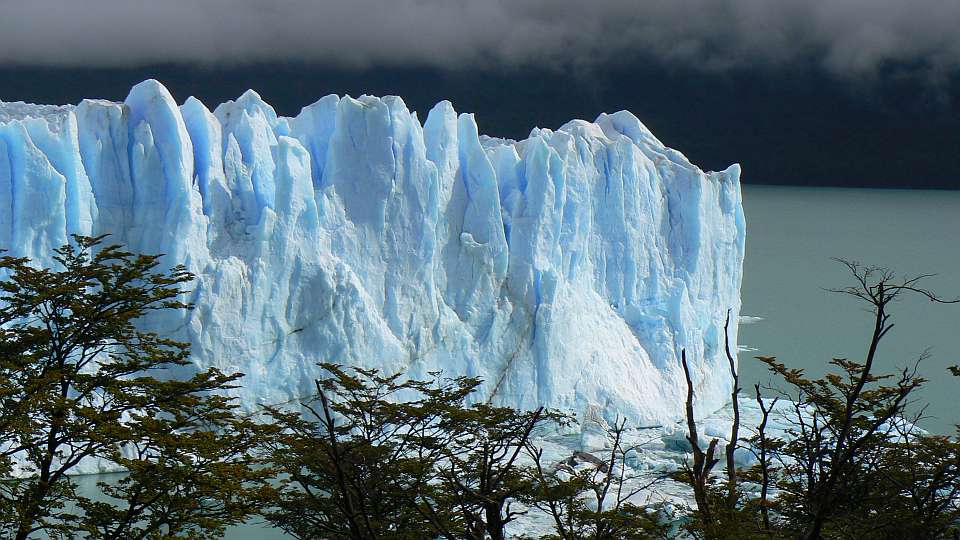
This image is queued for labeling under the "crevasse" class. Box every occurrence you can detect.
[0,80,745,425]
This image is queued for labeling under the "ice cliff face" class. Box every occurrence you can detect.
[0,80,745,425]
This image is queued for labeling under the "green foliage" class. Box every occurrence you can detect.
[262,259,960,540]
[752,356,922,536]
[746,262,960,539]
[263,363,566,540]
[433,402,556,540]
[0,236,267,540]
[677,483,773,540]
[523,419,672,540]
[263,363,484,540]
[681,260,960,540]
[4,240,959,540]
[733,354,960,540]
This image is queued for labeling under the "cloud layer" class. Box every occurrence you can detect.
[1,0,958,76]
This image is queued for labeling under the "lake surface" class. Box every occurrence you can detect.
[739,185,960,435]
[71,185,960,538]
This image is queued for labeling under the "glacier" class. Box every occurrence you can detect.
[0,80,745,425]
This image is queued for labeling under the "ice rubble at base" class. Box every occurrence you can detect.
[0,79,745,429]
[504,397,790,537]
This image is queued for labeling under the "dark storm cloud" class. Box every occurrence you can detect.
[1,0,958,76]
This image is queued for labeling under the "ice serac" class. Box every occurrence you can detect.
[0,80,746,424]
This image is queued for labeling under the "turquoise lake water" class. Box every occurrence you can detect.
[68,185,960,538]
[738,185,960,435]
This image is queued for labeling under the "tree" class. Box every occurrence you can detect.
[524,417,671,540]
[692,260,960,540]
[675,260,960,540]
[0,235,267,540]
[750,260,959,539]
[263,363,564,540]
[741,383,779,537]
[676,308,767,540]
[75,398,273,540]
[262,363,482,540]
[435,402,552,540]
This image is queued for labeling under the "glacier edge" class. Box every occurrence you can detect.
[0,79,746,425]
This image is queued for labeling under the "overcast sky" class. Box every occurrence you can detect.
[1,0,959,79]
[1,0,958,188]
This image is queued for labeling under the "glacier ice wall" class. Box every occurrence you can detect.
[0,80,745,425]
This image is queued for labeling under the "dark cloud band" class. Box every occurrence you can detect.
[0,0,957,75]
